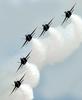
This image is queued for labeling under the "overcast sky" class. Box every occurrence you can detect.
[0,0,82,100]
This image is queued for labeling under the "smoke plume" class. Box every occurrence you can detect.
[20,84,34,100]
[2,14,82,100]
[29,14,82,68]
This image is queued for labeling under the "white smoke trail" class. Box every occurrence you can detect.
[29,38,46,69]
[25,62,40,87]
[20,84,34,100]
[29,14,82,69]
[22,14,82,99]
[2,14,82,100]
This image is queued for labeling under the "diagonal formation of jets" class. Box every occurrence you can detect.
[9,2,77,96]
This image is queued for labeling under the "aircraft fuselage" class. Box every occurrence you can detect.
[43,24,49,31]
[14,81,21,88]
[65,11,72,18]
[26,35,32,41]
[20,58,27,65]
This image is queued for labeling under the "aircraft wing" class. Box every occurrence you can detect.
[31,27,37,36]
[16,64,22,73]
[39,30,45,38]
[48,16,55,26]
[20,73,26,82]
[70,2,77,12]
[21,41,27,49]
[61,17,67,26]
[9,87,16,96]
[26,50,32,59]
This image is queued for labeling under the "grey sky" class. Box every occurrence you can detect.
[0,0,82,100]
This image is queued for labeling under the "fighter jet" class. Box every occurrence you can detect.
[61,3,77,26]
[9,73,26,96]
[21,27,37,49]
[16,50,31,72]
[39,17,54,38]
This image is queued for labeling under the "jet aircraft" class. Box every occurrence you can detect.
[9,73,26,96]
[61,3,77,26]
[21,27,37,49]
[16,50,31,72]
[39,17,54,38]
